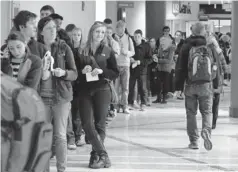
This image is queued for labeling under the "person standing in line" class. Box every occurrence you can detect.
[70,27,87,146]
[1,10,48,60]
[40,5,55,19]
[37,16,78,172]
[153,36,176,104]
[75,21,119,169]
[1,31,42,90]
[174,30,185,100]
[114,20,135,114]
[128,29,152,111]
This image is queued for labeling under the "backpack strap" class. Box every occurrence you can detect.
[11,87,31,141]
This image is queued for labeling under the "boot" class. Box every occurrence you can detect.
[88,151,99,168]
[161,94,167,104]
[90,153,111,169]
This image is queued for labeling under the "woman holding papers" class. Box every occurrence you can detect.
[75,21,119,169]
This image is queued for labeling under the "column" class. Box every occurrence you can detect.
[229,1,238,118]
[145,1,166,39]
[95,0,106,21]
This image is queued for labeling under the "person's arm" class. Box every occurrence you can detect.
[111,39,120,56]
[219,52,228,74]
[176,43,190,89]
[25,56,42,90]
[100,50,119,81]
[61,44,78,81]
[144,44,153,65]
[127,37,135,58]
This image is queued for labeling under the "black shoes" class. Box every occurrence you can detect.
[89,153,111,169]
[152,99,161,103]
[89,151,99,168]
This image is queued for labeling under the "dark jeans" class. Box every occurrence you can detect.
[212,93,220,126]
[184,83,213,143]
[155,71,170,99]
[71,95,84,141]
[169,69,175,93]
[78,86,111,155]
[128,74,148,105]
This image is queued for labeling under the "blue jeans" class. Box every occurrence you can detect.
[44,101,71,172]
[114,66,130,109]
[184,83,213,143]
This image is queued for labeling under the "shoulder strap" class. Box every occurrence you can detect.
[11,87,31,141]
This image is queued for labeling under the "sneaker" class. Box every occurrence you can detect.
[161,99,167,104]
[123,108,130,114]
[201,129,213,151]
[75,138,85,147]
[67,143,77,150]
[188,142,199,149]
[133,101,140,109]
[140,104,146,111]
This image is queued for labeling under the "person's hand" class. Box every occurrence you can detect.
[121,48,128,56]
[130,57,135,63]
[82,65,92,74]
[52,68,66,77]
[152,54,158,63]
[42,70,51,80]
[91,68,103,76]
[0,48,9,59]
[137,60,140,65]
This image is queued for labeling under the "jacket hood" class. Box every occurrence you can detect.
[185,35,207,47]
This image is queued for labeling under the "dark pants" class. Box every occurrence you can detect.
[78,86,111,155]
[212,93,220,126]
[71,95,83,141]
[169,69,175,93]
[128,73,148,105]
[155,71,170,99]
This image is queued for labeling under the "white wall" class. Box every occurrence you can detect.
[106,1,117,31]
[96,0,106,21]
[19,1,96,42]
[1,1,11,44]
[126,1,146,36]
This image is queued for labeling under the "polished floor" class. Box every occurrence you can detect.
[50,85,238,172]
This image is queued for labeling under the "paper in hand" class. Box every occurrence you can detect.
[132,62,138,69]
[86,72,99,82]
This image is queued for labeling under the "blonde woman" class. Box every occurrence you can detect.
[75,21,119,169]
[71,27,85,146]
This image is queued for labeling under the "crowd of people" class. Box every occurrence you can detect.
[0,4,232,172]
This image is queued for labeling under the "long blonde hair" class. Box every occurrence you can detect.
[72,27,83,47]
[83,21,107,56]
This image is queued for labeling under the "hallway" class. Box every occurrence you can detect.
[50,86,238,172]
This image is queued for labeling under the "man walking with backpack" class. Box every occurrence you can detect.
[176,22,215,151]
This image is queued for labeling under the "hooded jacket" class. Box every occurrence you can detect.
[176,35,207,88]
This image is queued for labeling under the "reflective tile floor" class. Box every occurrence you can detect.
[50,86,238,172]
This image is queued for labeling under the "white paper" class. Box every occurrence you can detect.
[86,72,99,82]
[132,62,138,69]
